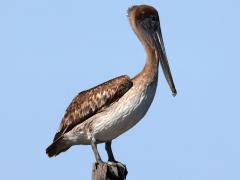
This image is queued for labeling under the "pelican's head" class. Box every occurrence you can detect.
[128,5,177,96]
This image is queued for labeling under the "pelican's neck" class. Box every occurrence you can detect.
[129,19,159,85]
[133,46,159,85]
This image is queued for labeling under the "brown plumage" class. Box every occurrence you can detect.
[46,75,133,157]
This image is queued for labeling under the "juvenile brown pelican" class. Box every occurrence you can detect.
[46,5,177,163]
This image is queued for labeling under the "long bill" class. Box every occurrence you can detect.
[153,30,177,96]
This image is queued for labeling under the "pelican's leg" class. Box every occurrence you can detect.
[91,138,103,163]
[105,141,116,162]
[105,141,126,169]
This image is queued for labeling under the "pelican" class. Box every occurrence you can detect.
[46,5,177,164]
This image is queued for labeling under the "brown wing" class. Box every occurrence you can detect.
[53,75,133,141]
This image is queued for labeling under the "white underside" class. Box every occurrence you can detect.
[66,77,158,145]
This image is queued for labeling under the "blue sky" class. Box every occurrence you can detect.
[0,0,240,179]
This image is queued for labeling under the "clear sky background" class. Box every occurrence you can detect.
[0,0,240,179]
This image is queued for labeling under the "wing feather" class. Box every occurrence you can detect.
[53,75,133,141]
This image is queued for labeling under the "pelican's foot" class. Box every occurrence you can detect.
[107,161,126,169]
[106,161,128,178]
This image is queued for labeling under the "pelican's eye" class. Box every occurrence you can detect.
[151,15,158,22]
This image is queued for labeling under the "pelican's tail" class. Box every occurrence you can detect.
[46,137,70,157]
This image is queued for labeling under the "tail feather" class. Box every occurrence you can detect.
[46,137,70,157]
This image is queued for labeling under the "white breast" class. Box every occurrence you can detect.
[91,77,158,142]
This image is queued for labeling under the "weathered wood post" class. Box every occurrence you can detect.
[92,162,128,180]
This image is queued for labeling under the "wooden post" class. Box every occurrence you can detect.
[92,162,128,180]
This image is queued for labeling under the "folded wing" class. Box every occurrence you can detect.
[53,75,133,142]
